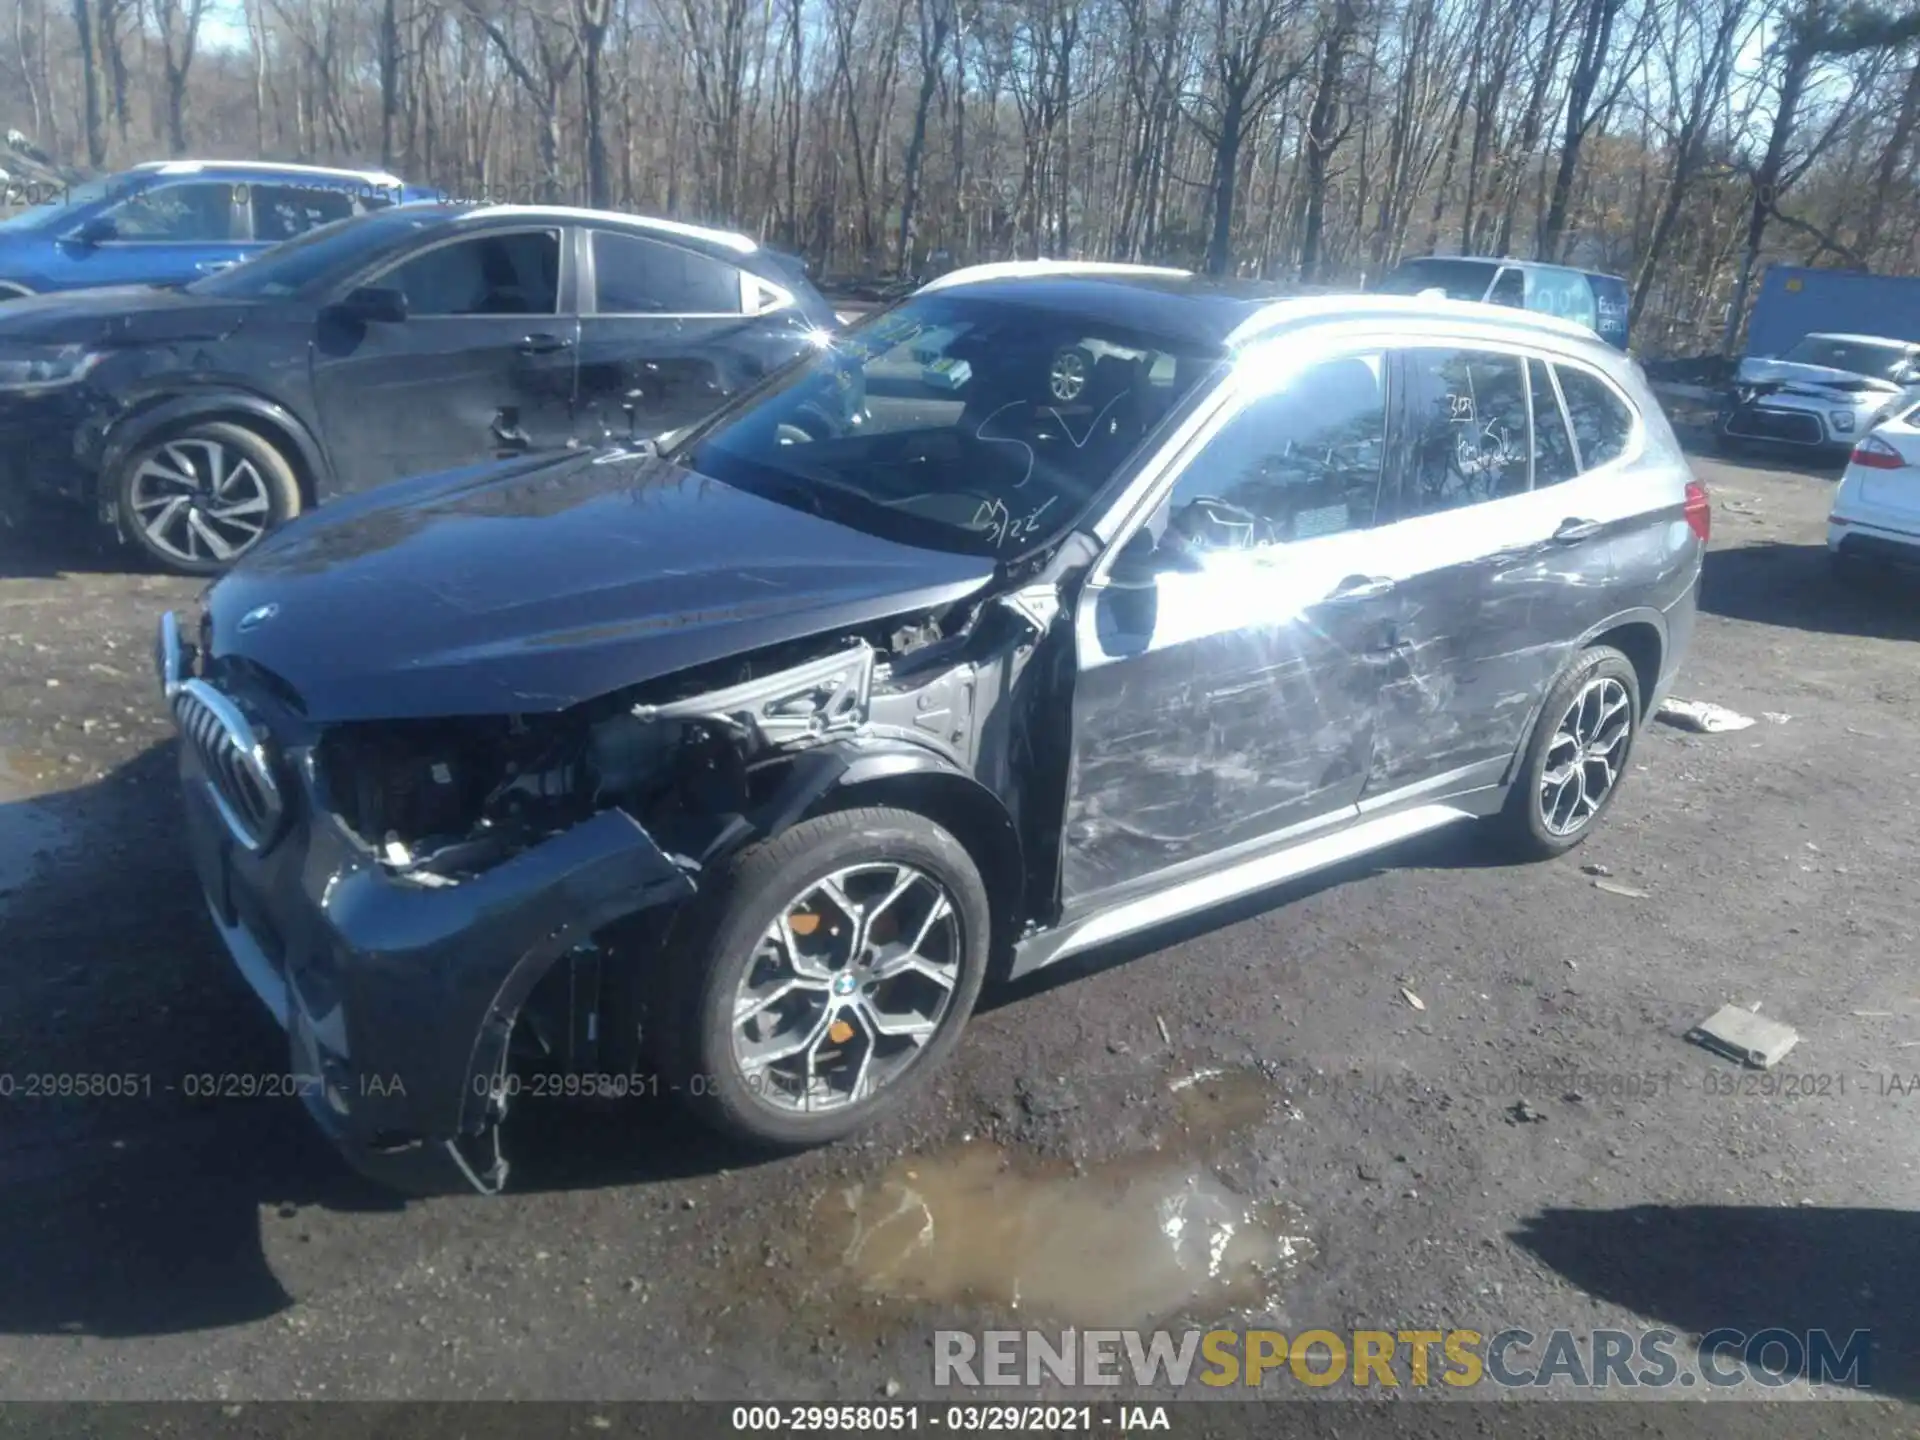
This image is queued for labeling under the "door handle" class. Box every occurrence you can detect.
[195,259,237,273]
[517,333,574,355]
[1552,517,1603,543]
[1327,574,1395,602]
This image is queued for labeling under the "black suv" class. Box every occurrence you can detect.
[157,264,1705,1195]
[0,203,838,572]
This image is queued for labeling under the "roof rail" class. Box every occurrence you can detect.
[1226,292,1599,347]
[136,159,405,187]
[455,204,758,254]
[917,260,1192,294]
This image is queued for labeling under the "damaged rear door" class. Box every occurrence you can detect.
[1059,350,1398,902]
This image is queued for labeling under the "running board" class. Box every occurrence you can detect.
[1011,802,1475,978]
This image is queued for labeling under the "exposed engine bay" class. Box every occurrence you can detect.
[310,592,1053,892]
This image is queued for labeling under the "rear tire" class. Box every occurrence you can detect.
[657,806,991,1149]
[1493,645,1642,861]
[115,420,302,576]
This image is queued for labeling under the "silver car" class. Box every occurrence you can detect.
[1718,332,1920,458]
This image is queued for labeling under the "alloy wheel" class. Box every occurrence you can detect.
[730,861,962,1114]
[1538,675,1633,837]
[128,438,272,566]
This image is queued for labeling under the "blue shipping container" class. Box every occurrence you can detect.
[1746,264,1920,358]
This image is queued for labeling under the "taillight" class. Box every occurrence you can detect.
[1683,480,1710,542]
[1850,434,1908,470]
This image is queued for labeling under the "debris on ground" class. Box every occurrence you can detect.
[1656,698,1757,734]
[1506,1100,1547,1124]
[1762,712,1792,725]
[1593,878,1649,899]
[1400,987,1426,1011]
[1686,1004,1801,1069]
[1580,862,1612,877]
[1156,1015,1172,1046]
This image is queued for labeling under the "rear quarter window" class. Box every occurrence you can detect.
[1554,364,1636,470]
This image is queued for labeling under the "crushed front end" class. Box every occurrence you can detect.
[157,612,708,1193]
[155,586,1052,1194]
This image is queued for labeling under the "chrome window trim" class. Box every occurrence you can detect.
[1086,323,1649,591]
[1388,333,1648,481]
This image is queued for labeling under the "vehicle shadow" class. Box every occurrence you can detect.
[1511,1204,1917,1401]
[0,742,777,1341]
[0,500,130,578]
[1700,541,1920,642]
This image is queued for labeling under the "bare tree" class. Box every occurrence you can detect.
[151,0,210,155]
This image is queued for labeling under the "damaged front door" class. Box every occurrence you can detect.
[1059,351,1398,904]
[312,226,580,490]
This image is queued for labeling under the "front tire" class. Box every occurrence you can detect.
[115,420,302,575]
[658,806,991,1149]
[1494,645,1642,860]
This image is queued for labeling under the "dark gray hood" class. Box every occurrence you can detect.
[205,448,1000,723]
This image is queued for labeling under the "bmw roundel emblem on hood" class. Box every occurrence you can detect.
[238,602,281,633]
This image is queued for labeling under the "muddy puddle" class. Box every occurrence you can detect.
[798,1065,1310,1328]
[0,749,73,916]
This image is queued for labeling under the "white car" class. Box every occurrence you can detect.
[1829,399,1920,574]
[1723,333,1920,459]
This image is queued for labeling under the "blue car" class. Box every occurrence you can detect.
[0,160,434,299]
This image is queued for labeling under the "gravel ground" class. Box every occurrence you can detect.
[0,440,1915,1417]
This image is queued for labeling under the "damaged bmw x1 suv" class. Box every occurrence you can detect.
[156,262,1706,1194]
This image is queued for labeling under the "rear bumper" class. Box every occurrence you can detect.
[172,689,696,1195]
[1828,517,1920,568]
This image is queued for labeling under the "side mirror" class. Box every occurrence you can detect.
[332,285,408,325]
[65,215,117,247]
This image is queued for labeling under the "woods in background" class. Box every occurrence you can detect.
[4,0,1919,354]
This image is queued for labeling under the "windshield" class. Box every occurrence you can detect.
[1375,258,1499,301]
[1780,336,1910,381]
[0,176,125,232]
[184,207,447,299]
[675,295,1223,557]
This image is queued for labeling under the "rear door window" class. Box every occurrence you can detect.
[1398,348,1532,515]
[250,184,363,242]
[591,229,743,315]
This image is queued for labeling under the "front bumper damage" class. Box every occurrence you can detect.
[160,618,701,1195]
